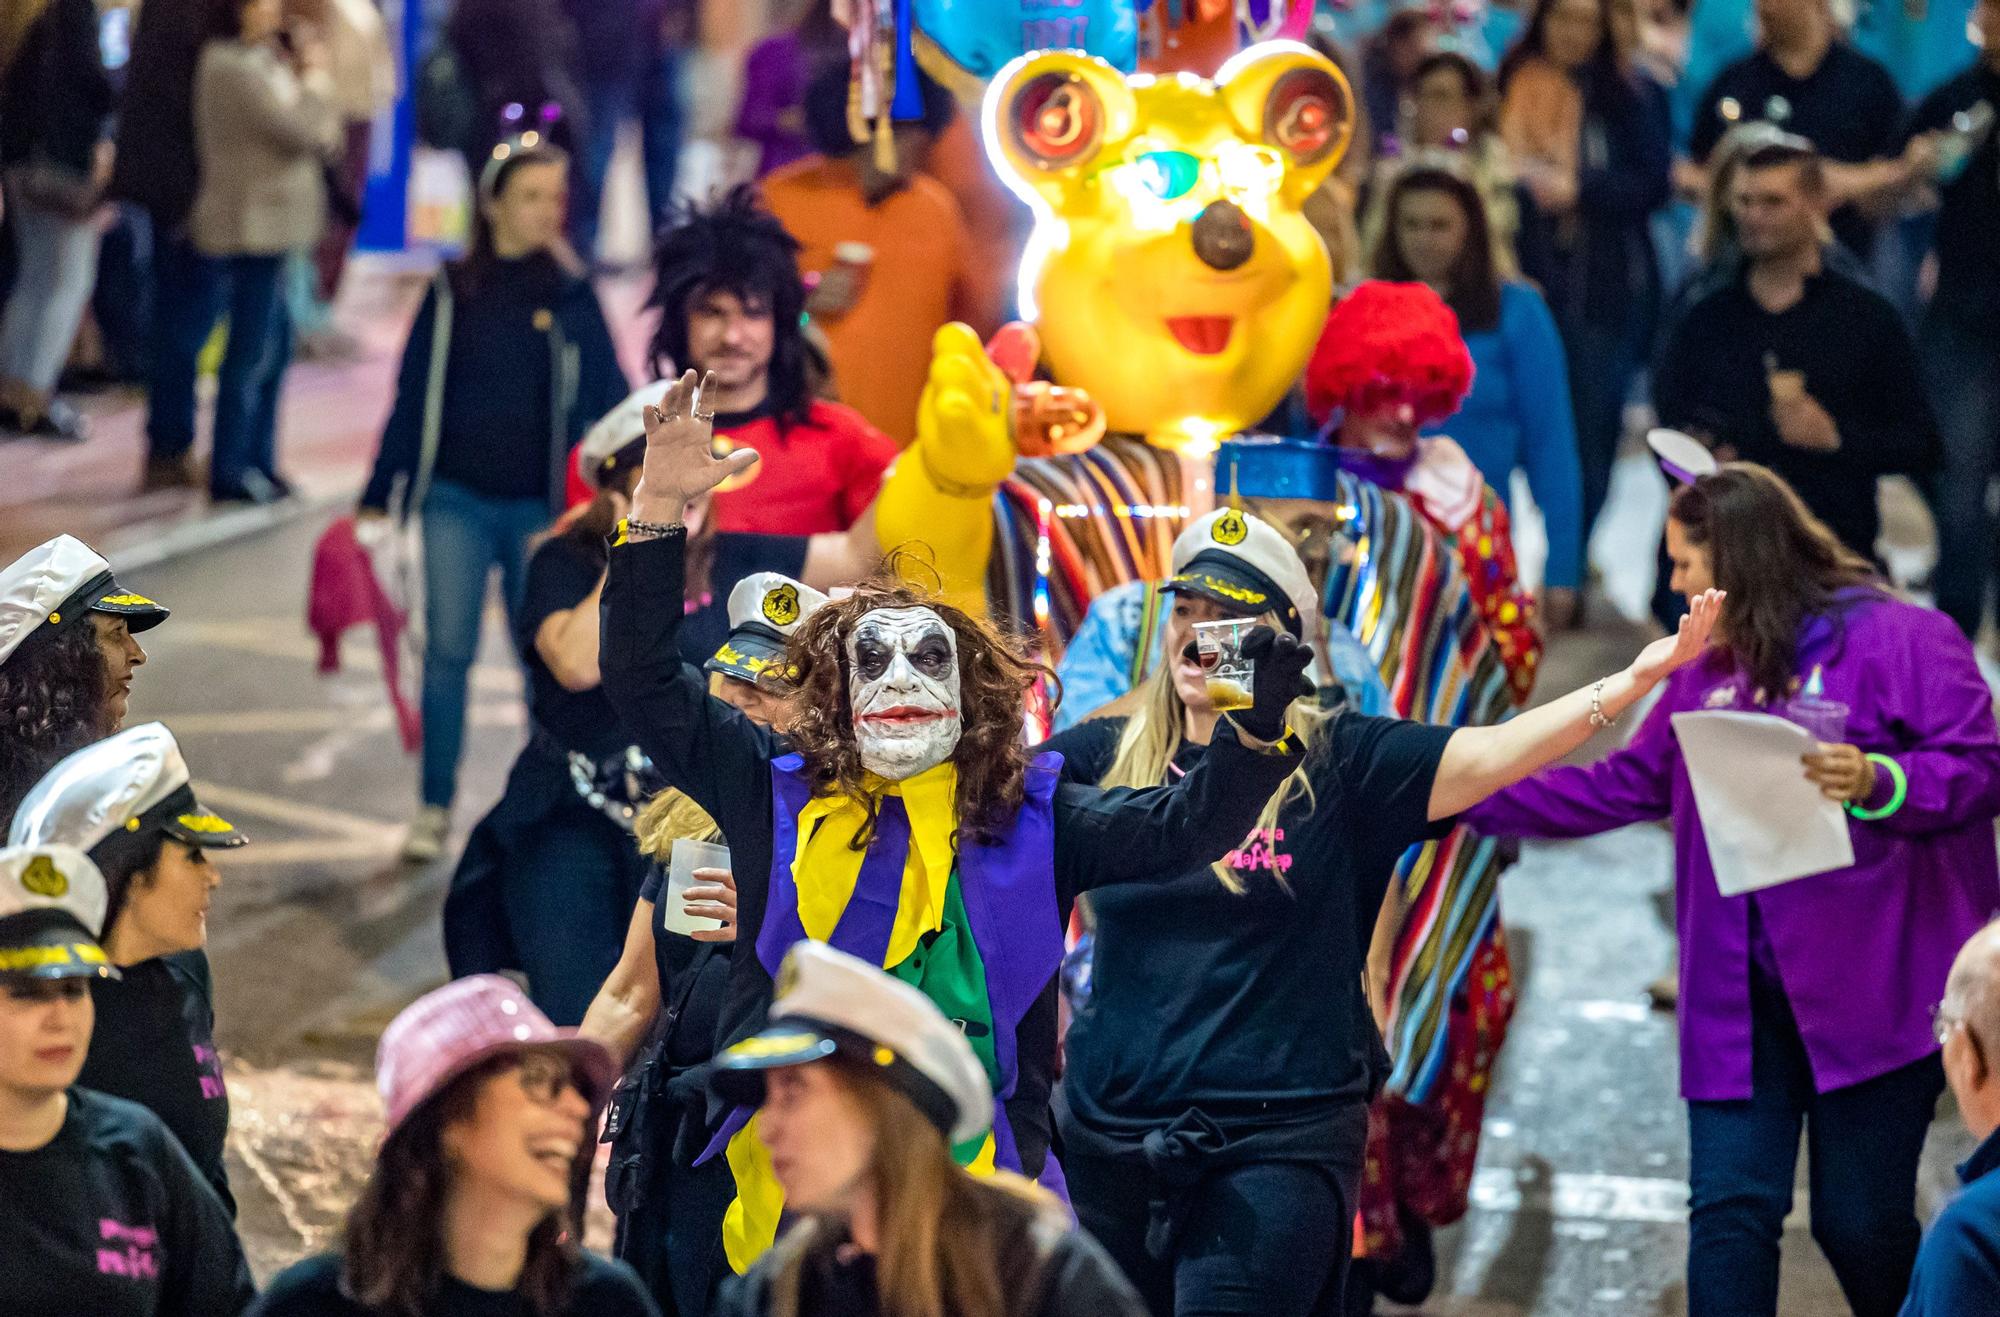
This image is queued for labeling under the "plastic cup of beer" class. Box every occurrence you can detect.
[1192,619,1256,712]
[662,839,730,937]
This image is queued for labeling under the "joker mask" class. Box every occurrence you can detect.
[847,607,962,781]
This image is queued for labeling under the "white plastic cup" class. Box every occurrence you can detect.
[662,839,730,937]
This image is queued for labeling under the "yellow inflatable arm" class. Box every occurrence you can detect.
[876,322,1019,616]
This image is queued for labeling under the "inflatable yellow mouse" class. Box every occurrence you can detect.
[982,41,1354,452]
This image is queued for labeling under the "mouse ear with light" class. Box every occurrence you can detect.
[1217,41,1354,204]
[983,50,1136,208]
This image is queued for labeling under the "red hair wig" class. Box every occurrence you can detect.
[1303,280,1475,428]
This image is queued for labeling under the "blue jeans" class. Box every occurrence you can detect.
[1563,313,1651,551]
[208,253,292,495]
[145,228,227,462]
[1685,973,1941,1317]
[419,478,547,808]
[0,185,104,395]
[569,47,685,261]
[502,798,646,1025]
[1921,313,2000,637]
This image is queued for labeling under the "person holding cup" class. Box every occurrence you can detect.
[578,571,824,1315]
[1459,463,2000,1317]
[1040,506,1726,1316]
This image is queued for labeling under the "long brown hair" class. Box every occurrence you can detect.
[1370,165,1504,333]
[341,1057,587,1317]
[781,579,1049,846]
[765,1058,1064,1317]
[1668,464,1883,703]
[0,620,115,823]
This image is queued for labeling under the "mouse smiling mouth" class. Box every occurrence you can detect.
[1165,316,1234,355]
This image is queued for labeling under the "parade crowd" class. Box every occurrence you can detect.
[5,0,2000,1315]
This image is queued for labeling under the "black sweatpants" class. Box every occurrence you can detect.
[1065,1146,1357,1317]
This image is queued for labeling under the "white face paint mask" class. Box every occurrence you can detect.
[846,607,962,781]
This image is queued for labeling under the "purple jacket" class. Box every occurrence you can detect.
[1464,594,2000,1101]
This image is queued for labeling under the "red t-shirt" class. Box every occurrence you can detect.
[707,400,899,535]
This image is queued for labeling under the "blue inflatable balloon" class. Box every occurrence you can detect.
[914,0,1140,79]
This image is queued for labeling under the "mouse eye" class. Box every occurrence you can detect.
[1133,150,1201,201]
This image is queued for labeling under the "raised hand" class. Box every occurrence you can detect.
[1628,588,1725,689]
[630,369,760,526]
[1238,626,1316,742]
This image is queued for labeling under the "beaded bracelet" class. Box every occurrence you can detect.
[1845,753,1906,821]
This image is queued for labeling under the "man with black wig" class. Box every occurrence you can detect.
[647,187,897,537]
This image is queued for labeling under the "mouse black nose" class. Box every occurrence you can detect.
[1192,200,1253,271]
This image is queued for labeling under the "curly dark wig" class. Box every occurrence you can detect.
[647,186,811,427]
[781,579,1051,848]
[0,622,114,823]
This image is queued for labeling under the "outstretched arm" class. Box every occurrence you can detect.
[1429,589,1723,820]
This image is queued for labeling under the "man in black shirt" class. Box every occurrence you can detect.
[1655,139,1937,559]
[1687,0,1907,257]
[1905,0,2000,637]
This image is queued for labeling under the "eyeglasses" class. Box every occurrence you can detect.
[513,1052,581,1106]
[1932,1000,1959,1047]
[1932,1000,1988,1066]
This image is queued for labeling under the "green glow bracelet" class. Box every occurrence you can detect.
[1845,754,1906,821]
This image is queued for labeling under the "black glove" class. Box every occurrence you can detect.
[1182,625,1316,742]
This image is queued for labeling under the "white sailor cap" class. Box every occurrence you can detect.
[0,843,118,979]
[1164,508,1317,638]
[9,723,248,867]
[0,535,169,670]
[577,381,670,491]
[710,940,994,1146]
[704,573,829,686]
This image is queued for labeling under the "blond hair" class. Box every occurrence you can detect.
[765,1059,1065,1317]
[634,788,722,862]
[1098,619,1325,894]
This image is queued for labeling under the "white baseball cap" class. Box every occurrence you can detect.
[1164,507,1317,638]
[0,843,118,980]
[0,535,169,670]
[709,940,994,1146]
[704,573,830,686]
[10,723,248,862]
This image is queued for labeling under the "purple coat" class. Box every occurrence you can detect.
[1464,594,2000,1101]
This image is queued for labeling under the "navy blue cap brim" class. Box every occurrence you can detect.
[0,909,120,982]
[704,626,790,686]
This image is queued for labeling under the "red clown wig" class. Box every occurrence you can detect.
[1303,280,1476,429]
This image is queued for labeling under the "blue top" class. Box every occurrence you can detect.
[1900,1125,2000,1316]
[1422,281,1585,590]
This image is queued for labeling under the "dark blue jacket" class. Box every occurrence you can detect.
[1901,1127,2000,1315]
[1514,66,1672,334]
[361,260,629,514]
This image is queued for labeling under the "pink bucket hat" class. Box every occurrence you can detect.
[375,975,618,1142]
